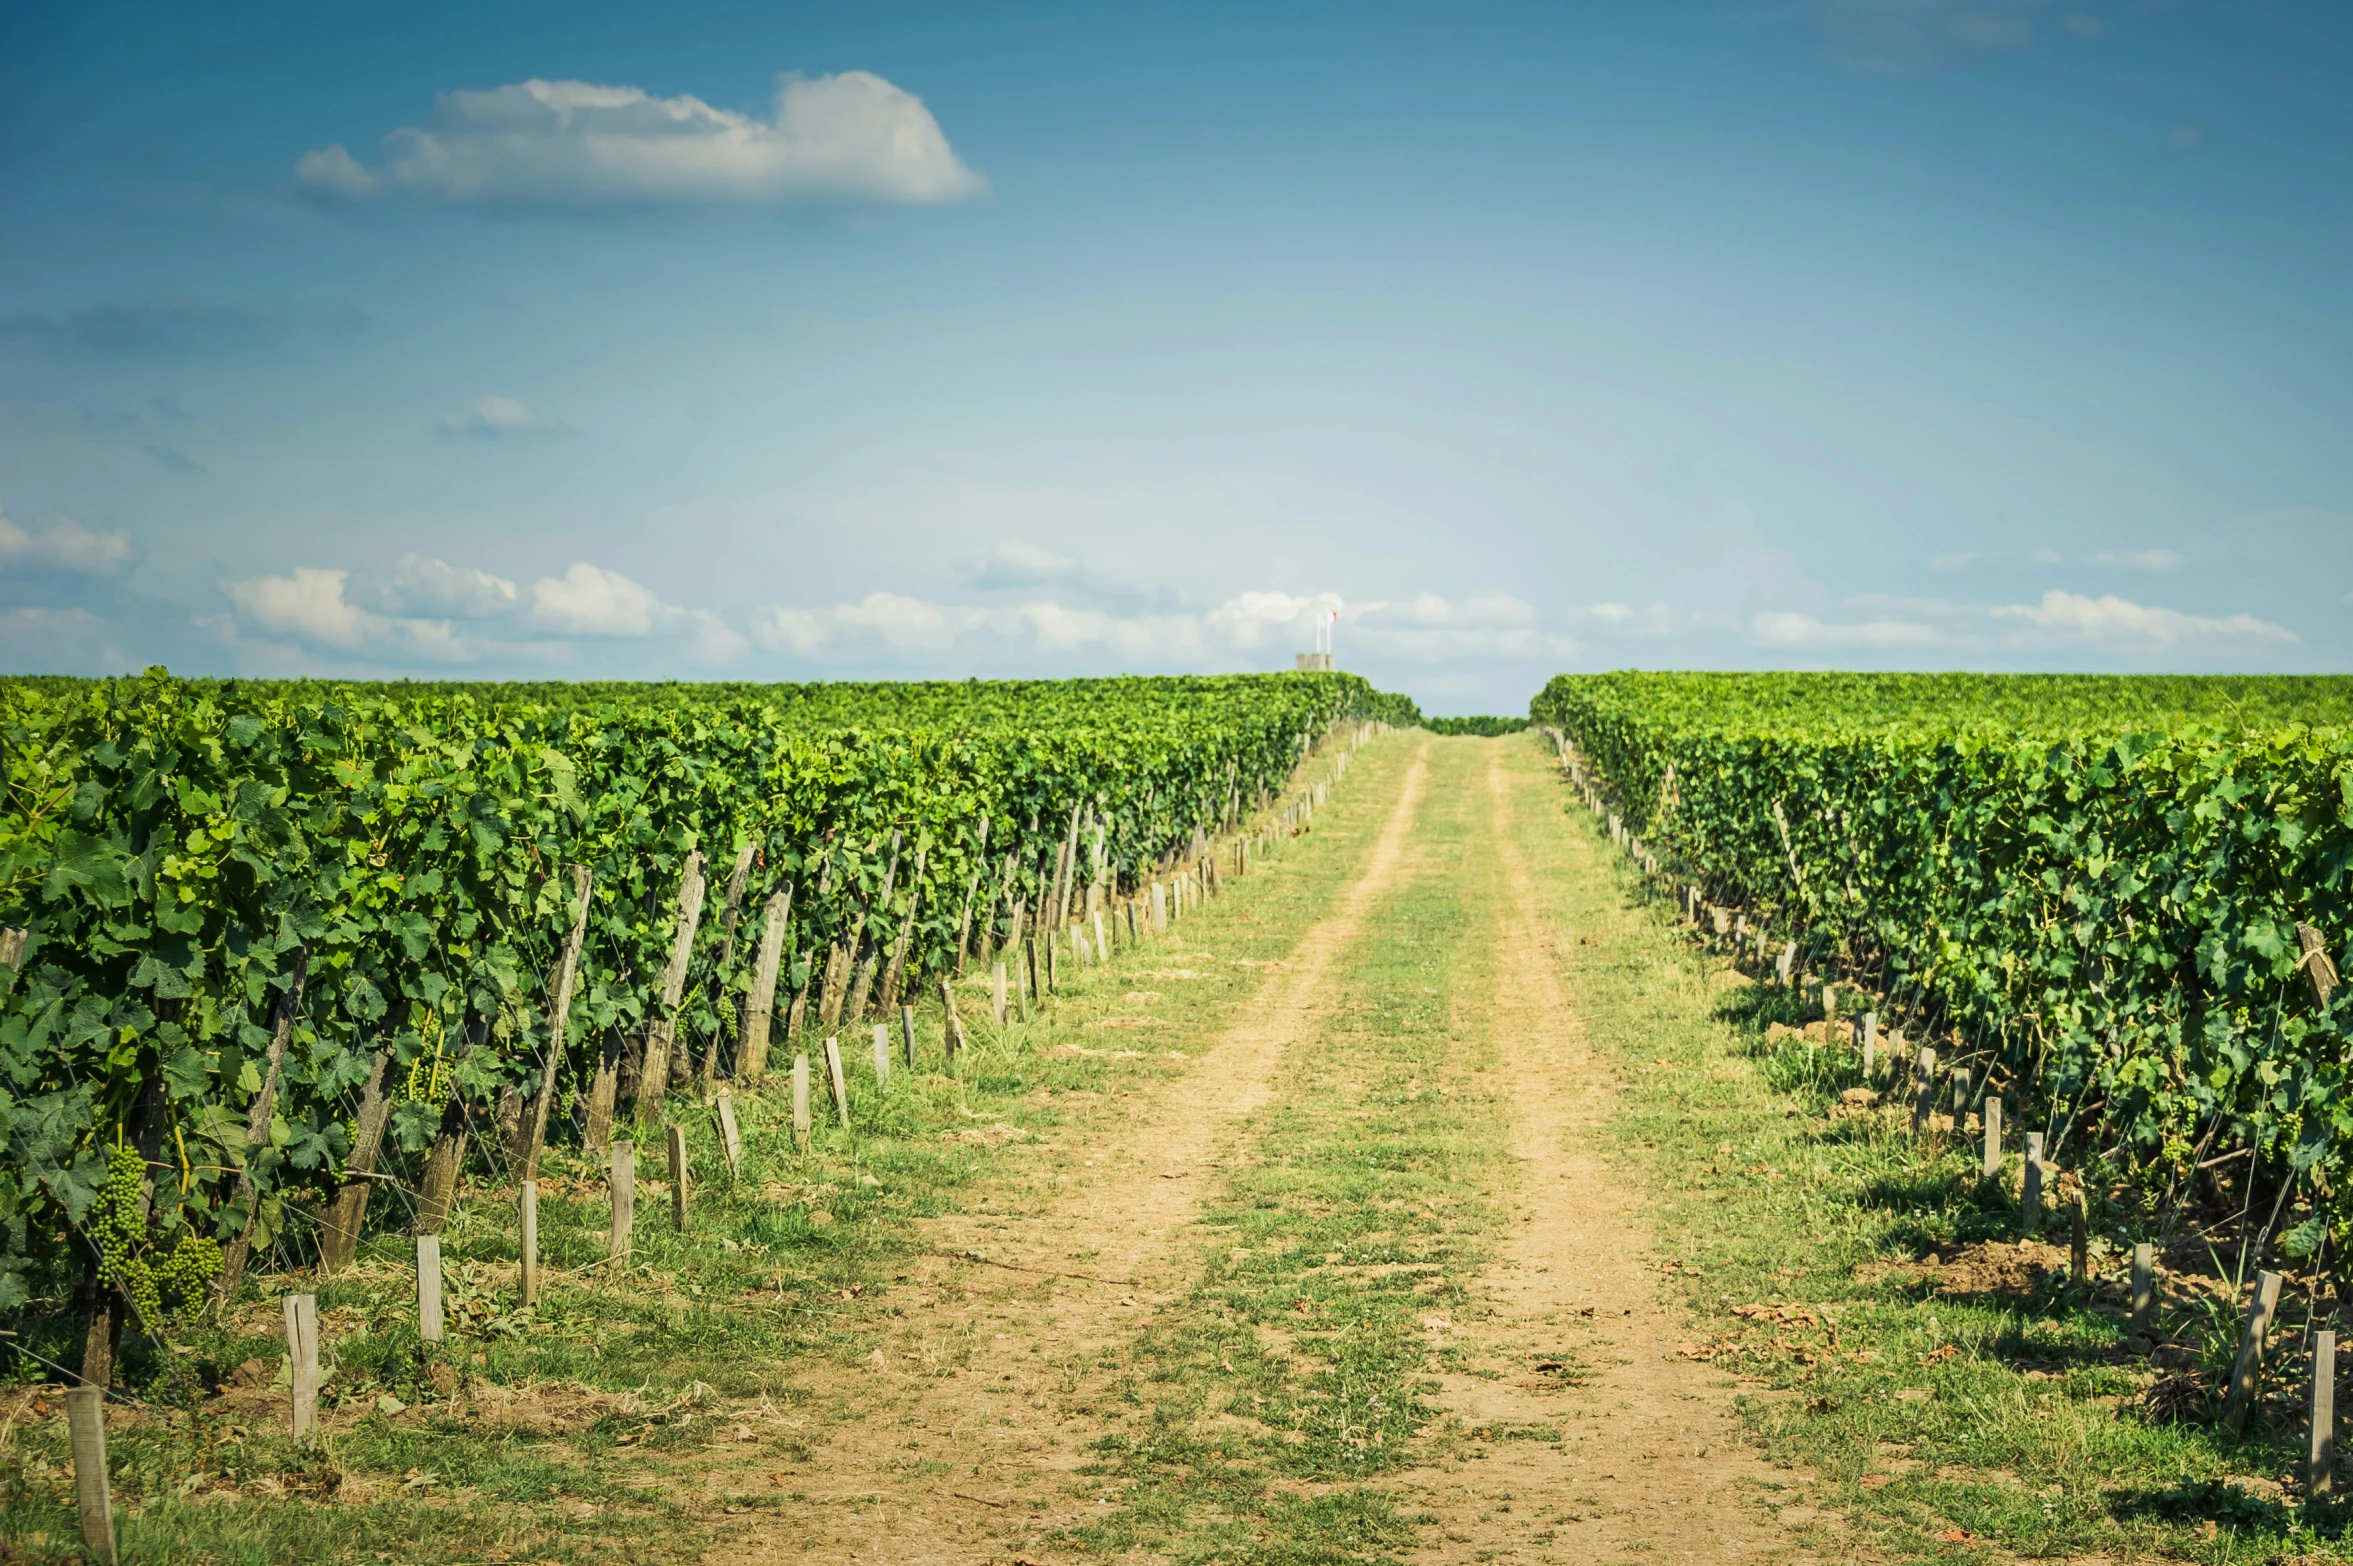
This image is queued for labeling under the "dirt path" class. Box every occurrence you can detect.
[726,742,1434,1563]
[1385,745,1825,1565]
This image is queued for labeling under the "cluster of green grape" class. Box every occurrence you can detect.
[88,1144,222,1327]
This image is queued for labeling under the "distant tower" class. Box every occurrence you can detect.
[1295,606,1338,670]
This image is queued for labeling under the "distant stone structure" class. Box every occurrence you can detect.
[1294,652,1335,672]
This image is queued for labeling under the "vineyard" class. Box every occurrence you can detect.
[1534,671,2353,1267]
[0,670,1415,1391]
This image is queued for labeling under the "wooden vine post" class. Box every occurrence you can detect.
[67,1384,116,1565]
[523,865,594,1179]
[739,886,793,1085]
[2223,1270,2284,1433]
[638,850,708,1128]
[701,843,757,1096]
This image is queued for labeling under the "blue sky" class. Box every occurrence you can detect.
[1,0,2347,713]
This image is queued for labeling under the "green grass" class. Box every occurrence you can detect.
[1505,732,2353,1563]
[1064,737,1511,1564]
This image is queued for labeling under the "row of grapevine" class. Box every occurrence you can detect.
[0,671,1416,1363]
[1532,672,2353,1250]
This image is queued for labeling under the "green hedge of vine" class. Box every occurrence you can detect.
[1533,671,2353,1245]
[0,670,1412,1320]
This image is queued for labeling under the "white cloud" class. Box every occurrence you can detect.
[298,72,987,208]
[375,554,519,617]
[1992,590,2295,645]
[0,509,134,575]
[223,566,471,659]
[1751,611,1940,648]
[2029,547,2064,566]
[438,395,560,437]
[2087,548,2184,573]
[1928,552,1979,572]
[529,562,672,637]
[749,587,1577,667]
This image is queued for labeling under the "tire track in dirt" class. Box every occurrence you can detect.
[1386,744,1830,1564]
[720,741,1433,1564]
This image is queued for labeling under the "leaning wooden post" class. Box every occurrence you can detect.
[1982,1097,2003,1179]
[701,843,758,1096]
[939,978,967,1061]
[522,864,594,1180]
[716,1089,743,1177]
[638,850,708,1127]
[2070,1192,2090,1282]
[792,1055,812,1144]
[824,1035,851,1127]
[2312,1329,2337,1501]
[66,1384,116,1565]
[1911,1046,1938,1133]
[900,1003,917,1069]
[2224,1270,2285,1433]
[520,1181,540,1306]
[609,1141,635,1262]
[668,1124,690,1230]
[283,1293,319,1443]
[2022,1132,2045,1229]
[416,1235,444,1344]
[2130,1243,2155,1337]
[2299,923,2340,1009]
[739,886,792,1086]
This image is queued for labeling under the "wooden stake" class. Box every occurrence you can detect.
[520,1181,540,1306]
[66,1385,116,1565]
[639,851,708,1126]
[939,978,967,1060]
[668,1124,689,1230]
[416,1235,444,1343]
[901,1003,917,1069]
[2224,1270,2284,1432]
[610,1141,635,1262]
[740,888,792,1085]
[1861,1011,1878,1078]
[2023,1131,2045,1229]
[824,1035,851,1127]
[283,1293,318,1443]
[2312,1329,2337,1500]
[2130,1242,2154,1337]
[716,1090,743,1177]
[1982,1097,2002,1179]
[872,1022,891,1088]
[1912,1046,1938,1132]
[2299,922,2339,1009]
[792,1056,811,1142]
[992,963,1008,1026]
[525,865,594,1179]
[1822,985,1837,1026]
[321,1036,397,1274]
[2070,1191,2090,1282]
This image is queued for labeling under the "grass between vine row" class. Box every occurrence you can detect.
[1506,733,2350,1564]
[1061,734,1517,1564]
[0,742,1397,1565]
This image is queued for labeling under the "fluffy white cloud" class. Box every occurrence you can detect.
[438,395,558,437]
[528,562,672,637]
[2088,548,2185,573]
[1992,590,2295,645]
[750,587,1576,666]
[223,567,471,659]
[298,72,986,208]
[220,555,746,666]
[1751,611,1940,648]
[375,555,519,618]
[0,509,134,575]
